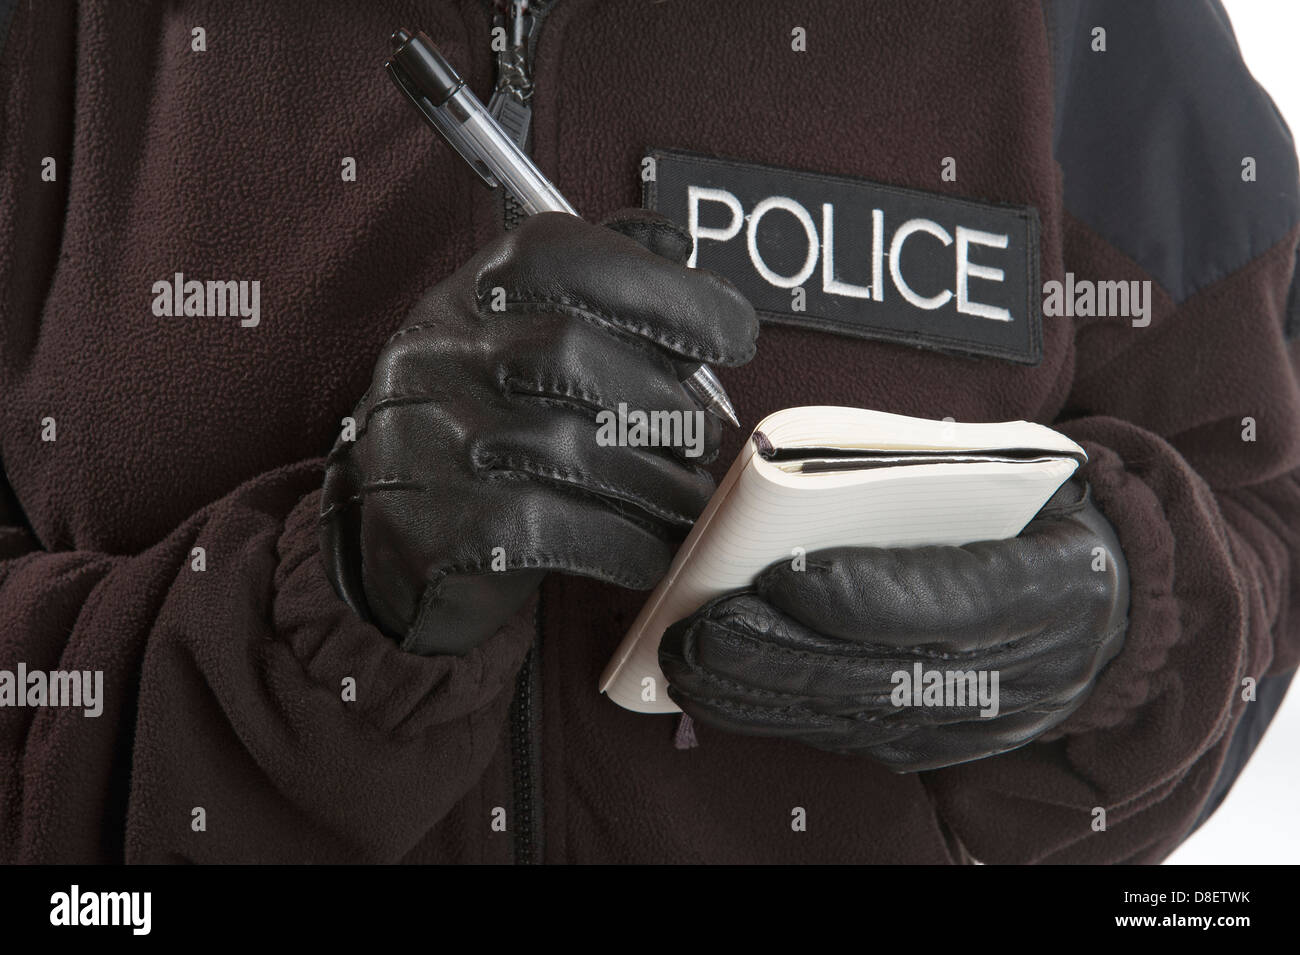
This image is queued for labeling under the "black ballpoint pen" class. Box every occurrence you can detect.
[385,27,741,428]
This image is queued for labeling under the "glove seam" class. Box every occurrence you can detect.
[705,611,1037,662]
[474,452,697,527]
[474,291,742,365]
[316,476,427,521]
[605,217,692,249]
[498,370,722,466]
[422,553,650,598]
[500,371,608,414]
[679,665,1083,729]
[337,392,460,449]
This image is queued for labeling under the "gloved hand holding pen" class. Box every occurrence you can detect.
[320,210,757,656]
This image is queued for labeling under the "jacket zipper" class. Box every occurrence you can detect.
[492,0,551,866]
[506,612,542,865]
[490,0,551,231]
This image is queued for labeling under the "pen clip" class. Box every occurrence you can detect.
[386,52,500,190]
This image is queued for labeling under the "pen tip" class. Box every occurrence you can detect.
[391,27,412,46]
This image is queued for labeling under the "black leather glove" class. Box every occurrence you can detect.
[659,479,1129,771]
[321,210,757,656]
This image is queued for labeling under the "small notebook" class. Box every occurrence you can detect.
[599,406,1086,714]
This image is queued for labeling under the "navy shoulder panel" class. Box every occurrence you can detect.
[1046,0,1300,303]
[0,0,18,62]
[1185,668,1295,840]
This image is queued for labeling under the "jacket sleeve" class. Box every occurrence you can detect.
[0,460,533,862]
[924,0,1300,863]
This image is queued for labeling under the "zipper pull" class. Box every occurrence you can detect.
[488,0,534,148]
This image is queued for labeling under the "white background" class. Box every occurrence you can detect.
[1163,0,1299,865]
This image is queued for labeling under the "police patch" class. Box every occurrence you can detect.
[643,149,1043,365]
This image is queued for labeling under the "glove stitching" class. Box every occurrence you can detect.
[381,320,447,350]
[672,622,897,712]
[706,611,1033,662]
[607,219,691,255]
[681,688,837,724]
[681,666,1075,730]
[422,554,647,594]
[682,686,950,732]
[675,619,1096,728]
[325,388,374,463]
[328,392,454,451]
[497,374,720,469]
[318,478,427,520]
[325,468,679,526]
[486,293,737,365]
[501,372,608,412]
[605,214,690,240]
[474,452,696,526]
[699,615,1121,710]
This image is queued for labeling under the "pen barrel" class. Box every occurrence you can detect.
[388,28,738,427]
[444,88,576,216]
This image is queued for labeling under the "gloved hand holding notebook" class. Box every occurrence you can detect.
[601,407,1129,770]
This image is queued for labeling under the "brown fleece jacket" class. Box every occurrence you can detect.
[1,0,1297,863]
